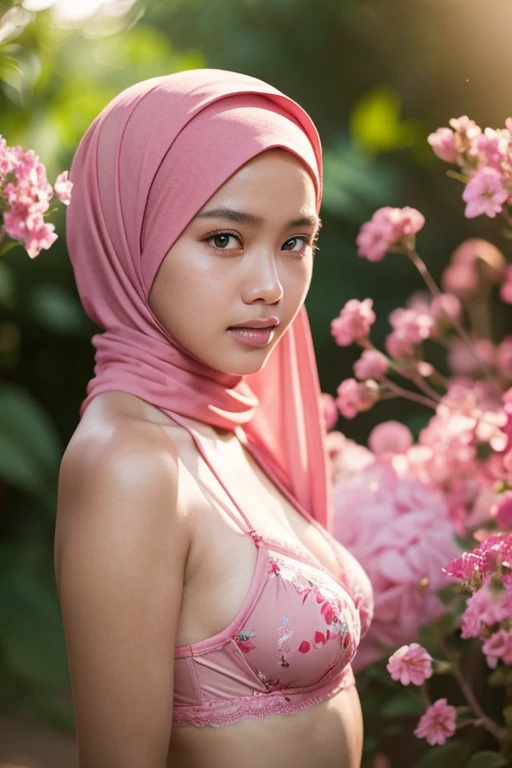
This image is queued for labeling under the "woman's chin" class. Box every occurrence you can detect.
[213,348,275,377]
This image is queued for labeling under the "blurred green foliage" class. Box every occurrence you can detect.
[0,0,511,763]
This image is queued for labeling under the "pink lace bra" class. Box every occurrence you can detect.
[171,418,374,728]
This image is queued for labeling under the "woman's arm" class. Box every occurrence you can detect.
[54,424,188,768]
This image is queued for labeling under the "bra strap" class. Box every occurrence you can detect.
[165,411,263,547]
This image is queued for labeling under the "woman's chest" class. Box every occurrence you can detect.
[173,431,342,648]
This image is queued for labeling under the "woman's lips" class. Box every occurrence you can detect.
[227,326,275,347]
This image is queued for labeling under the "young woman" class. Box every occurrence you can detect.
[54,68,373,768]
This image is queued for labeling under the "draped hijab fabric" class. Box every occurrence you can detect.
[66,68,331,529]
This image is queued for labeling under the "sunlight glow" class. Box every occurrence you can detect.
[21,0,136,22]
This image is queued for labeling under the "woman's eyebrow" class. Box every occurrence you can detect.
[195,207,322,229]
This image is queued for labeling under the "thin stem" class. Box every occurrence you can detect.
[381,376,438,410]
[446,169,470,184]
[428,368,450,388]
[406,248,491,381]
[359,339,442,403]
[453,668,507,742]
[408,372,442,402]
[437,638,507,743]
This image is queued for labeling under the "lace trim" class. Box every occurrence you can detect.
[172,666,356,728]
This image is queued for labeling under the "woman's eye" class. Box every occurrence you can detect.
[282,236,309,252]
[206,232,241,250]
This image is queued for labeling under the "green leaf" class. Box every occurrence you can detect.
[0,382,61,498]
[381,692,425,717]
[465,752,509,768]
[413,740,467,768]
[350,87,422,153]
[0,566,69,689]
[28,282,88,335]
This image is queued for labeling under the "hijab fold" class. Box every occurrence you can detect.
[67,68,332,530]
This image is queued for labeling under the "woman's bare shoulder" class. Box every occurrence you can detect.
[55,392,188,576]
[63,391,178,463]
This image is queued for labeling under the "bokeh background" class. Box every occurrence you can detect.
[0,0,511,765]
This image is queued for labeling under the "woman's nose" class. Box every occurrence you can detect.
[242,253,284,304]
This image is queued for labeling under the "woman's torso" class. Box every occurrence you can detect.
[71,391,365,768]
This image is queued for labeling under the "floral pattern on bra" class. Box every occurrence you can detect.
[231,552,359,695]
[234,630,257,654]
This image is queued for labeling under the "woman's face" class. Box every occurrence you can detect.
[148,148,320,376]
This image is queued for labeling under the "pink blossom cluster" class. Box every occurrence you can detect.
[336,115,512,761]
[356,206,425,262]
[331,298,376,346]
[401,384,509,531]
[331,457,459,670]
[335,378,380,419]
[428,116,512,220]
[444,532,512,586]
[0,135,72,258]
[385,306,434,360]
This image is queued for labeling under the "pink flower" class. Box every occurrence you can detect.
[331,298,376,346]
[54,170,73,205]
[482,628,512,666]
[451,238,506,282]
[476,128,509,172]
[356,206,425,262]
[445,533,512,584]
[353,349,388,381]
[414,699,457,746]
[429,293,461,330]
[460,579,512,638]
[325,431,374,484]
[320,392,339,431]
[428,127,458,163]
[441,262,479,296]
[336,378,380,419]
[390,307,434,343]
[0,138,65,258]
[385,307,433,359]
[492,491,512,528]
[387,643,433,686]
[449,116,481,148]
[462,167,509,219]
[385,331,413,360]
[500,266,512,304]
[447,338,496,377]
[332,462,459,670]
[369,421,413,456]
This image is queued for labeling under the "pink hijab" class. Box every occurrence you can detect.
[66,68,331,529]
